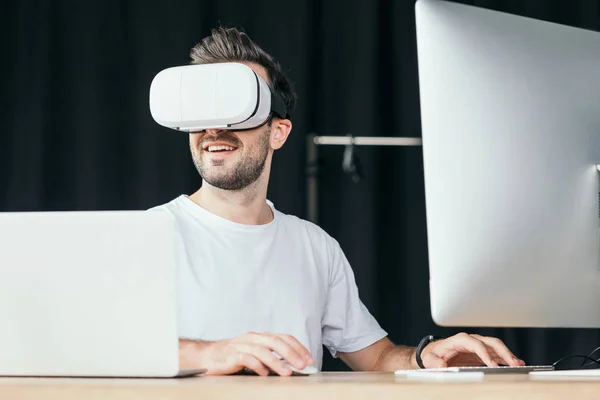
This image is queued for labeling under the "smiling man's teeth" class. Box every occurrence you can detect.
[207,145,236,152]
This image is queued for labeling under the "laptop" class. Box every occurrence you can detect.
[0,210,204,378]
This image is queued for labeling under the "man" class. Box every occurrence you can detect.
[153,27,525,376]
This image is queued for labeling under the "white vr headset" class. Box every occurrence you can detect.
[149,62,288,132]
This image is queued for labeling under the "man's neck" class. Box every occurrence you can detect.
[188,179,273,225]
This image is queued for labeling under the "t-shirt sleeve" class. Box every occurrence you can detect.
[321,237,388,358]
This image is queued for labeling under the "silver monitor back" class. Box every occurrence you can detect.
[416,0,600,327]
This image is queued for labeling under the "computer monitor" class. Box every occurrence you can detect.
[416,0,600,328]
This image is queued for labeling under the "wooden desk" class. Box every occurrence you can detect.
[2,372,600,400]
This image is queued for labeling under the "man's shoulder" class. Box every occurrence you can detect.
[147,195,186,214]
[274,209,336,244]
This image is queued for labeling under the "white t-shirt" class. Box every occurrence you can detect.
[151,195,387,370]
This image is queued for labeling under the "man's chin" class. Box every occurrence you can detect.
[198,163,236,179]
[201,173,241,190]
[204,181,245,191]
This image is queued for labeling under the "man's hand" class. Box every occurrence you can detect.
[179,332,314,376]
[420,333,525,368]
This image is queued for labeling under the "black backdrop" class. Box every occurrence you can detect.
[2,0,600,371]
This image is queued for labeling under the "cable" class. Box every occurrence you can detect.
[581,358,600,369]
[580,346,600,368]
[552,354,600,370]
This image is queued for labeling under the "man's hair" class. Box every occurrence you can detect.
[190,27,296,118]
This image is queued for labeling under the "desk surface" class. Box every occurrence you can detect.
[2,372,600,400]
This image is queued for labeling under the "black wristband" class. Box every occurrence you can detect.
[416,335,441,369]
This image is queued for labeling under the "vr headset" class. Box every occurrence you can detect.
[149,62,288,132]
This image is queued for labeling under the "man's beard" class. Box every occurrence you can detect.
[192,127,271,191]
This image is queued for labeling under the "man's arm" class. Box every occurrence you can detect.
[338,334,525,371]
[338,337,418,371]
[179,339,213,369]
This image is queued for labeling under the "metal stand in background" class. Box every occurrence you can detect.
[306,134,423,224]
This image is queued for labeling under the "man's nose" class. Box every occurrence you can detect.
[203,128,228,136]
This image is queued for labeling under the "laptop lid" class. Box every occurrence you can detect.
[0,210,194,377]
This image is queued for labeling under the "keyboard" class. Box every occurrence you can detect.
[395,365,554,375]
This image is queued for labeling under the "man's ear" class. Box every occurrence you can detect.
[270,118,292,150]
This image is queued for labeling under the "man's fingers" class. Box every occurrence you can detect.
[273,334,314,365]
[244,332,308,370]
[262,334,306,369]
[466,354,505,366]
[485,350,505,363]
[471,335,523,366]
[238,353,270,376]
[239,344,292,376]
[455,335,498,367]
